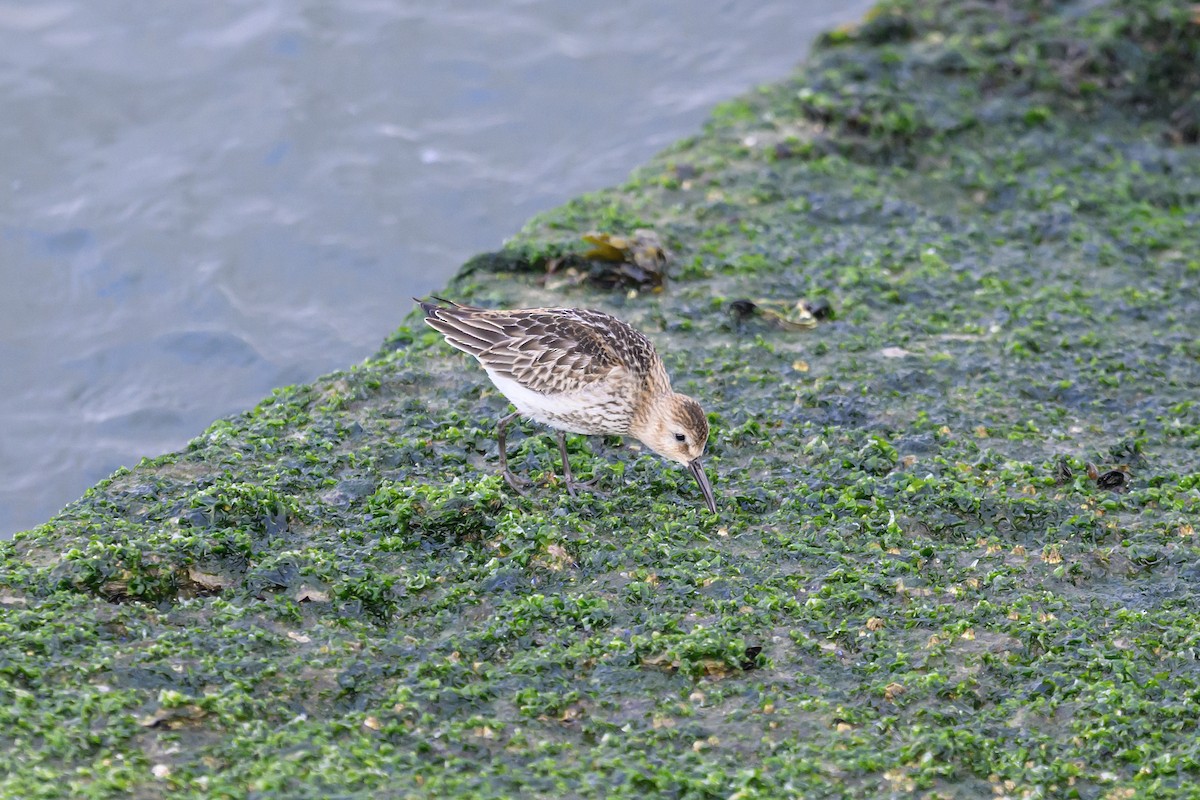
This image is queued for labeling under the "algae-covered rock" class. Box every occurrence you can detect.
[3,1,1200,797]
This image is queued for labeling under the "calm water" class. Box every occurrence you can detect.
[0,0,873,537]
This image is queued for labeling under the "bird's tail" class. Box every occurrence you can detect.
[413,296,441,317]
[414,296,485,317]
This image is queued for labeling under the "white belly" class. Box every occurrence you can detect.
[486,371,631,435]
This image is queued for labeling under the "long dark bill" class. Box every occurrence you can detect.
[688,459,717,515]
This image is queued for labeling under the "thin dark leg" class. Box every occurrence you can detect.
[557,431,604,498]
[557,431,577,497]
[496,412,529,494]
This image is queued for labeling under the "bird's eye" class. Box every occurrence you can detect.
[673,432,686,443]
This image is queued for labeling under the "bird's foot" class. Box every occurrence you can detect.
[563,474,606,499]
[502,469,532,496]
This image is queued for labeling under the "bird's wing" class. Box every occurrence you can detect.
[421,305,659,395]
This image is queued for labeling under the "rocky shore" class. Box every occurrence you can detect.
[3,1,1198,797]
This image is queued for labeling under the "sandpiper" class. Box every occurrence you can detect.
[417,297,717,514]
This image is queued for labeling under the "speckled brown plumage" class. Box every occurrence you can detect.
[417,297,717,514]
[422,301,666,394]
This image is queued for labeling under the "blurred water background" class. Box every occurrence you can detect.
[0,0,873,537]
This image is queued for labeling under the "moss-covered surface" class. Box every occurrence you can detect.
[4,1,1200,797]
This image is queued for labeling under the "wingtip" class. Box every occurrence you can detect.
[415,295,470,315]
[414,297,441,317]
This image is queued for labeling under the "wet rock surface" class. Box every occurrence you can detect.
[2,1,1199,796]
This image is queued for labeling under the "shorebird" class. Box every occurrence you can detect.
[417,298,717,514]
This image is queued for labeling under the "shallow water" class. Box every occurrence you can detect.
[0,0,873,537]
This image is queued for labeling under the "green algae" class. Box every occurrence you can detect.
[3,1,1200,797]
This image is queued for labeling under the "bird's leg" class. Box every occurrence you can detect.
[556,431,578,497]
[496,412,530,494]
[557,431,604,498]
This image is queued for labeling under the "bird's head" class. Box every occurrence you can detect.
[632,393,716,514]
